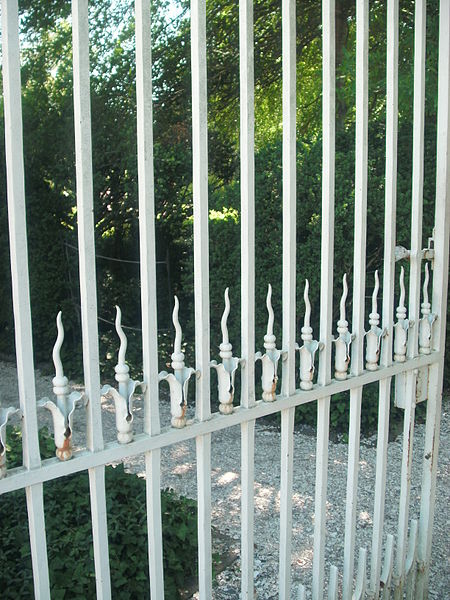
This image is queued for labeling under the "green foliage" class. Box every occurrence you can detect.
[1,428,199,599]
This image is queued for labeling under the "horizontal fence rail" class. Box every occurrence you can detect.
[0,1,449,599]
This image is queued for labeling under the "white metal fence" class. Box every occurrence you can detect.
[0,0,449,599]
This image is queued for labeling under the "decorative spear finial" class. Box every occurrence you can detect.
[211,288,240,413]
[38,312,84,460]
[340,273,348,324]
[397,266,406,320]
[101,306,146,444]
[171,295,185,368]
[264,284,277,352]
[52,311,70,414]
[334,274,353,380]
[419,262,436,354]
[365,270,385,371]
[159,296,195,428]
[256,284,281,401]
[303,279,312,338]
[221,287,231,348]
[298,279,321,390]
[394,266,411,362]
[372,270,379,316]
[115,305,128,372]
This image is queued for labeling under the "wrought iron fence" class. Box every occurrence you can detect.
[0,0,449,598]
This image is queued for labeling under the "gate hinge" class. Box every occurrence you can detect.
[394,231,435,267]
[422,231,435,267]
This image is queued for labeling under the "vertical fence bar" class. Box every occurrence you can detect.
[407,0,427,361]
[394,2,427,594]
[370,2,399,594]
[240,5,255,410]
[312,1,335,597]
[135,1,164,597]
[1,1,51,596]
[72,2,111,597]
[279,0,296,597]
[191,1,212,597]
[417,1,450,596]
[394,372,417,599]
[342,1,369,597]
[239,1,256,598]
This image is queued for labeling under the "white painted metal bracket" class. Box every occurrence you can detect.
[297,280,323,390]
[159,296,195,428]
[38,312,85,460]
[255,284,281,402]
[0,405,21,478]
[101,306,146,443]
[210,288,240,413]
[395,233,434,266]
[421,232,435,264]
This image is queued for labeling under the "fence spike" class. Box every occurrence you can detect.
[159,296,195,428]
[221,287,231,345]
[340,272,348,322]
[372,268,380,315]
[38,312,84,460]
[394,267,412,362]
[366,270,386,371]
[405,519,418,600]
[298,279,321,390]
[210,288,240,413]
[266,283,275,338]
[328,565,339,600]
[255,283,281,401]
[297,583,306,600]
[0,406,21,478]
[380,534,395,600]
[334,274,353,380]
[53,311,65,382]
[353,547,367,600]
[423,261,429,307]
[115,305,128,369]
[304,278,311,331]
[173,294,183,357]
[52,311,70,414]
[101,306,146,443]
[419,263,436,354]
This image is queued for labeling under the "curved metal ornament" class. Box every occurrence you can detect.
[0,406,21,478]
[38,312,84,461]
[210,288,240,414]
[255,284,281,402]
[159,296,195,428]
[101,306,146,444]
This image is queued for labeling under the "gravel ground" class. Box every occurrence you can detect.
[1,360,448,598]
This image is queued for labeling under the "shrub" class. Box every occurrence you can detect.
[0,427,198,599]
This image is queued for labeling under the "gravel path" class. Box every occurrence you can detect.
[1,360,448,598]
